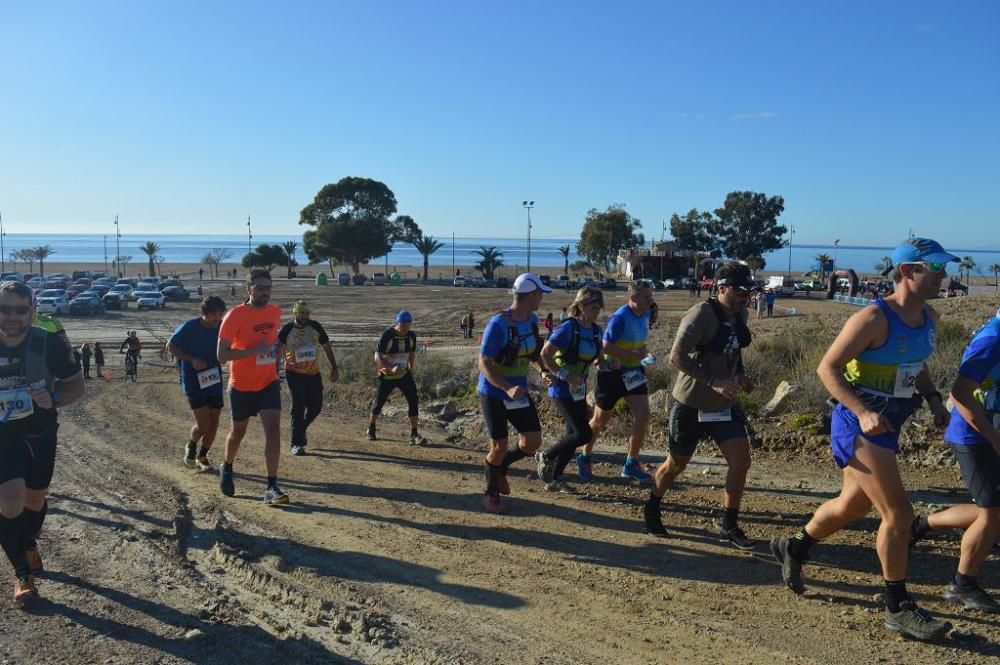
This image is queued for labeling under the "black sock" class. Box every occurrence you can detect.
[501,447,528,469]
[954,572,978,590]
[267,476,277,488]
[484,461,502,495]
[0,514,29,577]
[410,427,418,436]
[787,527,817,561]
[647,491,662,506]
[198,445,210,458]
[884,579,910,612]
[223,462,233,472]
[722,507,739,531]
[21,501,47,548]
[912,515,932,539]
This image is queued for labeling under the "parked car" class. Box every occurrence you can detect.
[108,284,134,300]
[338,272,350,286]
[102,292,129,310]
[44,277,71,289]
[555,274,570,289]
[73,278,93,287]
[471,276,487,288]
[602,277,618,290]
[86,285,111,297]
[495,276,510,289]
[159,279,184,289]
[136,281,159,292]
[36,290,70,314]
[115,278,138,287]
[69,294,105,315]
[135,290,166,310]
[453,276,467,287]
[577,277,595,288]
[371,272,386,286]
[539,275,552,286]
[1,271,24,282]
[93,277,115,287]
[71,270,94,281]
[26,277,46,289]
[161,285,191,301]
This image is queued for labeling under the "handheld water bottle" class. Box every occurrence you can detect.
[640,354,656,367]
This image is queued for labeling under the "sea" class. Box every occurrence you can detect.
[3,233,1000,277]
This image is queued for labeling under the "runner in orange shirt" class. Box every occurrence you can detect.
[216,269,288,505]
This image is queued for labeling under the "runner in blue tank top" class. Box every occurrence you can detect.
[771,238,958,641]
[909,310,1000,611]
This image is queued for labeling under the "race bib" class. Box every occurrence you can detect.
[504,396,531,410]
[698,409,732,423]
[0,388,34,422]
[256,346,276,366]
[294,345,316,363]
[892,362,923,398]
[992,413,1000,430]
[622,369,646,391]
[196,367,221,389]
[571,382,588,402]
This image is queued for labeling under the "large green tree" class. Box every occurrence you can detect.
[669,209,718,254]
[473,246,505,279]
[299,177,421,274]
[139,241,162,276]
[242,243,290,271]
[576,204,644,272]
[412,235,444,282]
[281,241,298,279]
[711,191,786,261]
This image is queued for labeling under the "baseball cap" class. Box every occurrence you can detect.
[890,238,959,268]
[292,300,310,313]
[512,272,553,294]
[396,310,413,323]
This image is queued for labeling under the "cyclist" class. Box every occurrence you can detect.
[119,330,142,378]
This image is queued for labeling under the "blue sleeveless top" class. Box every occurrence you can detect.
[843,298,935,396]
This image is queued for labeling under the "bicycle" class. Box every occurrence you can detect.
[124,351,139,383]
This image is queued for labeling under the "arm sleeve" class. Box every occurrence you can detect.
[47,334,81,379]
[479,317,505,359]
[277,322,293,345]
[957,333,1000,384]
[312,321,330,345]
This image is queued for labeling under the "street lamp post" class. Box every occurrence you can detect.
[833,238,840,274]
[247,215,252,261]
[522,201,534,272]
[114,215,121,277]
[787,224,795,276]
[0,212,6,274]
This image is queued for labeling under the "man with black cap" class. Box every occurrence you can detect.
[771,237,958,640]
[367,311,426,445]
[644,262,759,549]
[278,300,338,456]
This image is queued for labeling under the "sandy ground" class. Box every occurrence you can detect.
[2,280,1000,664]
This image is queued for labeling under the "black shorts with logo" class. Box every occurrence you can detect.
[188,394,224,410]
[949,442,1000,509]
[594,367,648,410]
[0,424,59,490]
[668,402,750,458]
[480,393,541,441]
[229,381,281,421]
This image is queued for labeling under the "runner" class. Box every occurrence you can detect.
[537,286,604,492]
[166,295,227,472]
[643,262,758,549]
[367,311,427,445]
[216,269,288,505]
[278,300,338,456]
[0,281,83,605]
[909,308,1000,611]
[578,279,656,482]
[478,273,554,513]
[770,238,957,640]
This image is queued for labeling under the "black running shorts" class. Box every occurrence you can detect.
[668,402,749,458]
[229,381,281,421]
[188,394,224,410]
[480,393,541,441]
[950,442,1000,508]
[0,424,59,490]
[594,368,648,411]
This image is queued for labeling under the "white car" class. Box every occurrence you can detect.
[26,277,46,289]
[135,282,159,292]
[453,276,467,287]
[555,274,570,289]
[36,290,70,314]
[135,290,166,310]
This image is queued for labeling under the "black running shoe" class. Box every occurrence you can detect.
[644,497,668,537]
[218,464,235,497]
[719,525,757,551]
[884,600,951,640]
[366,426,377,441]
[908,516,924,551]
[770,536,805,594]
[943,582,1000,612]
[184,441,197,468]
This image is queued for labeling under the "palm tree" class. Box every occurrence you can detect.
[990,264,1000,292]
[32,245,55,277]
[959,256,976,284]
[473,246,505,280]
[411,235,445,282]
[814,253,831,281]
[558,245,571,276]
[281,241,298,279]
[139,241,162,277]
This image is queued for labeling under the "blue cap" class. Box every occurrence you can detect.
[891,237,959,267]
[395,310,412,323]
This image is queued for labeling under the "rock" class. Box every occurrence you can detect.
[423,400,459,420]
[434,378,465,398]
[762,381,797,417]
[183,629,206,641]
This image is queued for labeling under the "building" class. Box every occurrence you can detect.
[615,242,706,281]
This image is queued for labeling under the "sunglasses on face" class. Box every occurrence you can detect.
[904,261,947,274]
[0,305,31,315]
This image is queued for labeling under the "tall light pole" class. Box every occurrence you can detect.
[833,238,840,274]
[0,212,6,274]
[247,215,252,260]
[522,201,534,272]
[114,215,121,277]
[787,224,795,276]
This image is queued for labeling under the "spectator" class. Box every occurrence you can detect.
[80,343,92,380]
[765,289,776,317]
[543,312,554,337]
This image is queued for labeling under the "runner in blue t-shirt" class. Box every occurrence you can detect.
[536,286,604,491]
[477,273,554,514]
[166,295,227,471]
[909,311,1000,611]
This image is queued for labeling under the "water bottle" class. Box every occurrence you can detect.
[640,354,656,367]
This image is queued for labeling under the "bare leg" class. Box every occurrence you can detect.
[259,409,281,477]
[224,419,250,465]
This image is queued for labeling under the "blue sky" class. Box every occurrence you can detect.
[1,1,997,247]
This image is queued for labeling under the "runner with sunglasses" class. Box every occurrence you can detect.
[771,238,958,640]
[644,263,759,549]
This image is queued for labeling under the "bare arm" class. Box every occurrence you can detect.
[217,337,269,363]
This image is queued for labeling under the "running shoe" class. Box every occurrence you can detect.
[718,524,757,551]
[943,582,1000,612]
[291,445,305,456]
[908,516,926,551]
[195,455,212,472]
[219,464,235,497]
[483,493,506,514]
[184,441,197,468]
[264,484,290,506]
[366,425,377,441]
[770,536,806,595]
[644,498,668,537]
[884,601,951,640]
[536,451,555,483]
[544,480,575,494]
[621,460,652,483]
[409,432,428,446]
[13,574,38,606]
[497,469,511,496]
[576,453,593,482]
[24,547,43,576]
